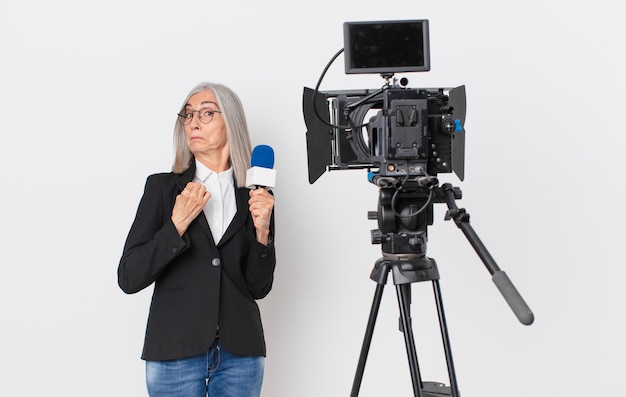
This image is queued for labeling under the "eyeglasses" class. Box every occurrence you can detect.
[177,108,222,126]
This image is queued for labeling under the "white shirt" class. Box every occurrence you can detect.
[194,159,236,244]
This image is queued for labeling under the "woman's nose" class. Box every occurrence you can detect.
[189,112,202,128]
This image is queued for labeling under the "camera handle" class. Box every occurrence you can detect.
[440,183,534,326]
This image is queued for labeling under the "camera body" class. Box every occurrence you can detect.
[303,19,466,185]
[303,84,466,184]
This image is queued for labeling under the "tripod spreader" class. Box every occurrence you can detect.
[441,183,535,325]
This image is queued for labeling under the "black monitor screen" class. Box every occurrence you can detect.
[344,20,430,75]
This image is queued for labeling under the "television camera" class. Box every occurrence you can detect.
[302,19,533,397]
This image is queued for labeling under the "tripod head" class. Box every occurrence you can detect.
[368,175,461,259]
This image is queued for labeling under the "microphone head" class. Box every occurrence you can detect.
[251,145,274,169]
[246,144,276,189]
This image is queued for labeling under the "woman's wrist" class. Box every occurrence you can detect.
[256,229,270,245]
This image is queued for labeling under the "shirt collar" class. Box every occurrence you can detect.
[194,159,233,183]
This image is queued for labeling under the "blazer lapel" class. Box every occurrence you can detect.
[175,162,196,191]
[218,187,249,246]
[175,163,216,245]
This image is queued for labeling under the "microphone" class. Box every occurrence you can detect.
[246,145,276,189]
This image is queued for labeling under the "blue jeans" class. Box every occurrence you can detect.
[145,340,264,397]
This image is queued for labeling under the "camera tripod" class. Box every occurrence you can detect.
[350,183,533,397]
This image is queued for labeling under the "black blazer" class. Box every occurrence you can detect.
[118,163,276,361]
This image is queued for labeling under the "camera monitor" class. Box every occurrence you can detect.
[344,19,430,75]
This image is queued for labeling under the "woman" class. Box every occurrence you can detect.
[118,82,276,397]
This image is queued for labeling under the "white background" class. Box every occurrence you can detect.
[1,1,624,396]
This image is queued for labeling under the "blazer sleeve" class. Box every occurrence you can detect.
[118,175,189,294]
[243,242,275,299]
[243,213,276,299]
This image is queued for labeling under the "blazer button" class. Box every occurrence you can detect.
[211,258,221,267]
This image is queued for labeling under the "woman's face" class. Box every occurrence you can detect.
[182,90,228,158]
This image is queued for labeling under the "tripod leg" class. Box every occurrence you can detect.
[432,280,460,397]
[351,283,385,397]
[396,284,424,397]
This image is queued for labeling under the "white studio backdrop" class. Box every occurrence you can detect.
[1,1,624,396]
